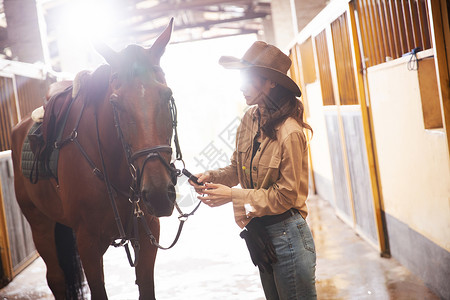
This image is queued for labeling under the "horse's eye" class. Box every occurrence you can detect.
[155,75,166,84]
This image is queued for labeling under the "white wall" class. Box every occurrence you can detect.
[305,82,335,204]
[368,56,450,251]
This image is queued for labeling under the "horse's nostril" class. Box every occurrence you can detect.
[167,184,176,200]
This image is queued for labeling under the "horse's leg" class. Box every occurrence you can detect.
[135,216,160,300]
[15,191,66,299]
[76,228,110,300]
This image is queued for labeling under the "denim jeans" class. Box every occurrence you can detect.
[259,213,317,300]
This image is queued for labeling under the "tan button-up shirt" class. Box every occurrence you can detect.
[208,106,309,228]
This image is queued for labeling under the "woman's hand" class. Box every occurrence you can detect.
[188,172,212,193]
[198,183,232,207]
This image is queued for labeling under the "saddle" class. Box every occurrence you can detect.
[22,65,111,183]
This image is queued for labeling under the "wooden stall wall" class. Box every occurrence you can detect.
[0,152,37,284]
[291,38,336,205]
[0,76,19,152]
[15,75,47,118]
[331,12,378,244]
[0,61,53,284]
[307,3,381,248]
[291,0,449,297]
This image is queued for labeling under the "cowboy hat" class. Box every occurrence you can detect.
[219,41,301,97]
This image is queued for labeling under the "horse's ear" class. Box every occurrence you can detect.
[149,17,174,65]
[93,42,119,68]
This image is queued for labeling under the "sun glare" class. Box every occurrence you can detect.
[59,0,118,42]
[161,34,257,169]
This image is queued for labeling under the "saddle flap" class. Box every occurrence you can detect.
[27,123,44,155]
[42,85,74,144]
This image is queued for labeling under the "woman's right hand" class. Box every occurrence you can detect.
[189,172,212,194]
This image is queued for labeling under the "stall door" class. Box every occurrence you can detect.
[314,11,379,246]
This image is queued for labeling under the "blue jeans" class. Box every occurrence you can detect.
[259,213,317,300]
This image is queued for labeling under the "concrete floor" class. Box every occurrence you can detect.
[0,195,440,300]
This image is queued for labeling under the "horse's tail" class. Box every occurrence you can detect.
[54,222,85,300]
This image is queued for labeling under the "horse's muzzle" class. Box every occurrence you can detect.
[142,183,176,217]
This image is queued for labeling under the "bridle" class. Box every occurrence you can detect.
[57,70,201,267]
[110,93,179,194]
[107,91,201,266]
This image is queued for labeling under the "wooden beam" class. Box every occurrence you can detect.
[129,12,268,36]
[169,29,259,44]
[136,28,259,44]
[133,0,253,15]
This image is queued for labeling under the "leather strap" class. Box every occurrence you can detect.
[259,208,299,226]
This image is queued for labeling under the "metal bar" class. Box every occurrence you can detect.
[409,0,423,49]
[394,0,408,54]
[387,0,402,58]
[380,0,395,59]
[417,0,432,49]
[360,0,376,67]
[367,0,383,65]
[374,0,390,61]
[343,13,357,104]
[315,30,335,106]
[343,12,358,104]
[355,0,372,67]
[401,0,414,51]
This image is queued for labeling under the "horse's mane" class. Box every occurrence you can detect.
[85,64,111,104]
[36,64,111,154]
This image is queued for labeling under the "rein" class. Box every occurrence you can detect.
[57,82,201,268]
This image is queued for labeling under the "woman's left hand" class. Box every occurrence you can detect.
[198,183,232,207]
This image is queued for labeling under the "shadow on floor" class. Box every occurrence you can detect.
[0,195,439,299]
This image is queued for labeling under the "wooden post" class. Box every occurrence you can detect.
[349,1,390,256]
[429,0,450,160]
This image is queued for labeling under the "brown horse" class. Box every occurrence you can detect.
[11,19,177,299]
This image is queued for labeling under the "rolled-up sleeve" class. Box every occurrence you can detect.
[207,150,240,187]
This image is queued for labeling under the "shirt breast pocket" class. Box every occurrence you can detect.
[237,138,251,161]
[258,155,281,189]
[237,138,251,186]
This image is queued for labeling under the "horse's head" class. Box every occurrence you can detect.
[95,19,176,217]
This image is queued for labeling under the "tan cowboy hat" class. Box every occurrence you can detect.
[219,41,301,97]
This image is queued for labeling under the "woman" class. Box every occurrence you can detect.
[190,41,316,300]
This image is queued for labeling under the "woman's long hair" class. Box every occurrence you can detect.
[259,82,313,140]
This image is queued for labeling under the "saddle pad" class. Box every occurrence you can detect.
[21,123,59,182]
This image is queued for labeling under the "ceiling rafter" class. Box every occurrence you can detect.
[136,28,259,45]
[130,12,268,37]
[132,0,254,15]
